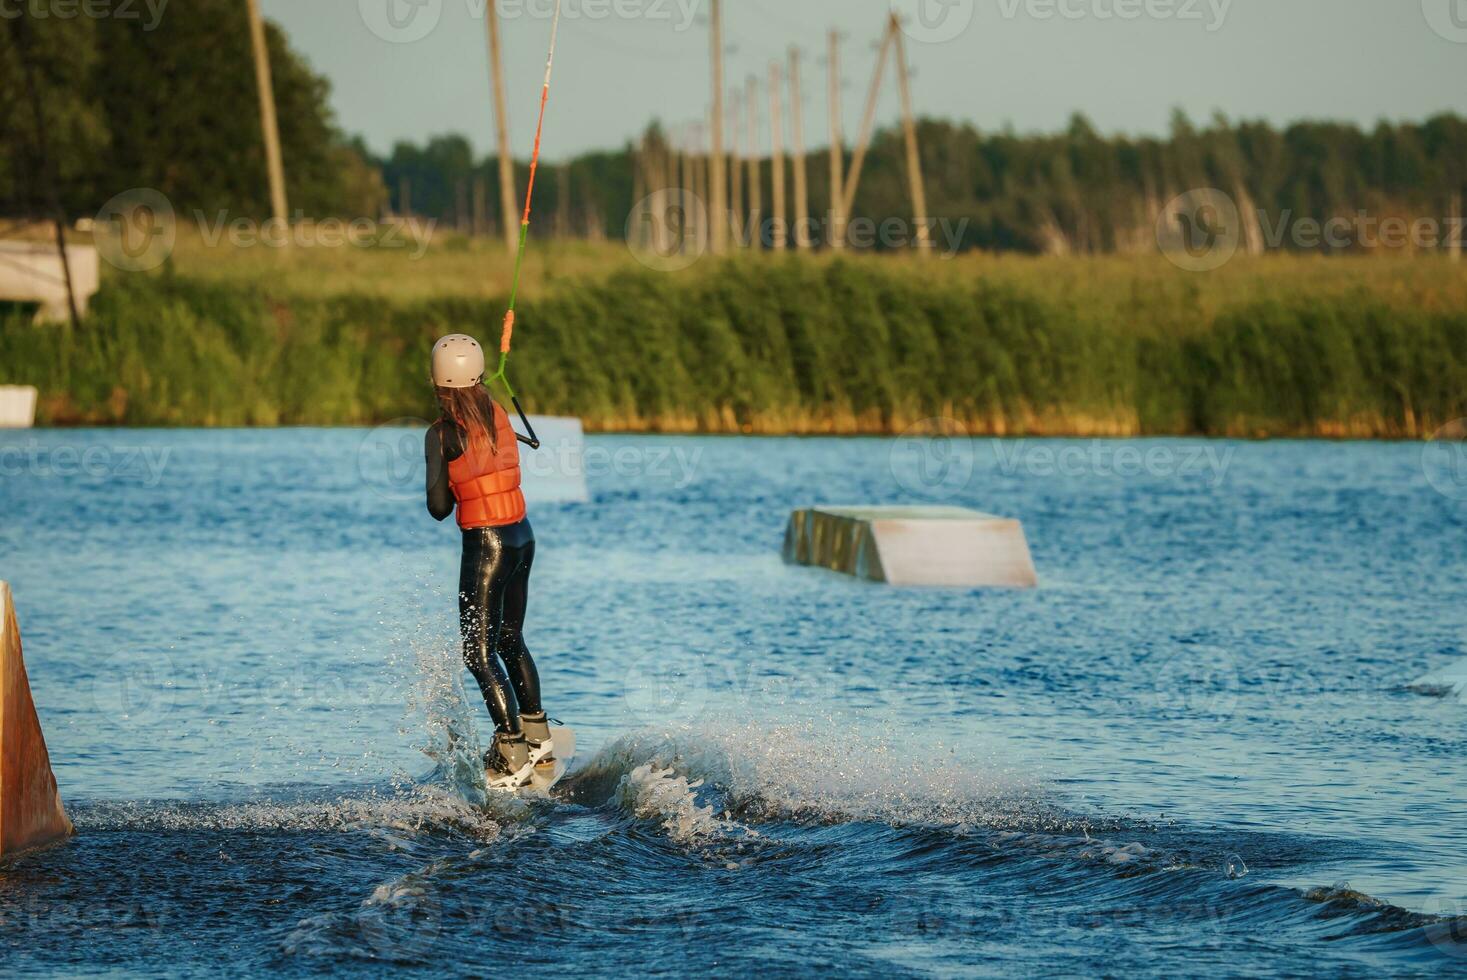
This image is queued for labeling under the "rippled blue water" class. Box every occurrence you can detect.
[1,428,1464,976]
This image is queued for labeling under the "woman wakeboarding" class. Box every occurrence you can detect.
[424,334,553,790]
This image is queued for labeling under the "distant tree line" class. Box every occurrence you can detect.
[4,5,1464,256]
[371,110,1467,256]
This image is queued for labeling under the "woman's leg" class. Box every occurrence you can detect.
[459,528,521,735]
[495,533,543,716]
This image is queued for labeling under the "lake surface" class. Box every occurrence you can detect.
[1,428,1464,976]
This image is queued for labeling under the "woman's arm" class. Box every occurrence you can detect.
[424,423,456,522]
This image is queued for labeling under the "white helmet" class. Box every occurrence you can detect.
[431,334,486,388]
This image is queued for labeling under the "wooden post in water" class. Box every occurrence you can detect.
[245,0,290,238]
[0,582,73,857]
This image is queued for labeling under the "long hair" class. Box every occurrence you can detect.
[435,385,501,454]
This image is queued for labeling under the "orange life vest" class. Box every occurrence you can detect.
[447,404,526,530]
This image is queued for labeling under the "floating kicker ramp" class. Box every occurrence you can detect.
[783,506,1038,588]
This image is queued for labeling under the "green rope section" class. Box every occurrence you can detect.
[487,221,533,401]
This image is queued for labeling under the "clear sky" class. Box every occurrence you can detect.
[260,0,1467,159]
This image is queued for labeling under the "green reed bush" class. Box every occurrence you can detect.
[2,258,1463,437]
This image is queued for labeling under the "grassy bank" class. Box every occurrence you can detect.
[2,244,1465,437]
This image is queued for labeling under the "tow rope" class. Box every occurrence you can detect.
[487,0,564,424]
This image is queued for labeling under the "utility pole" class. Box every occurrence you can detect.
[746,75,762,249]
[245,0,289,235]
[769,63,787,250]
[842,19,896,220]
[1452,192,1463,262]
[729,91,744,247]
[708,0,727,254]
[788,47,812,251]
[680,126,696,254]
[485,0,519,254]
[890,15,931,256]
[827,30,846,250]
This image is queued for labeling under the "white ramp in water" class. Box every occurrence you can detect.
[1408,657,1467,701]
[783,506,1038,588]
[522,416,589,504]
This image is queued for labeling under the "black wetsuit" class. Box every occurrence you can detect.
[426,420,541,736]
